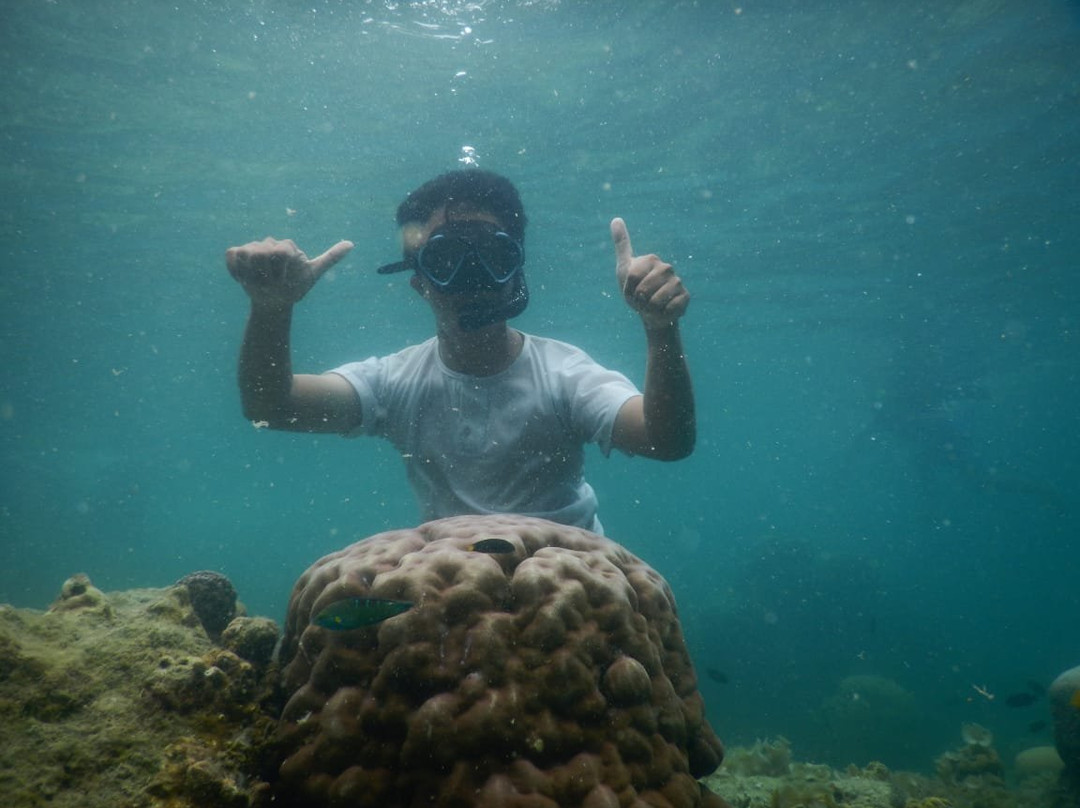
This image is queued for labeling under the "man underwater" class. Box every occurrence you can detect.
[225,170,695,533]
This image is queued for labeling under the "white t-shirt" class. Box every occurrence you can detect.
[328,333,640,532]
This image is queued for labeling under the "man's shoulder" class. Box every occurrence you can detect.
[378,337,440,377]
[388,336,439,357]
[522,333,592,362]
[331,337,438,379]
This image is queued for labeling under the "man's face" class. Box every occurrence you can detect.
[407,207,528,330]
[404,207,506,278]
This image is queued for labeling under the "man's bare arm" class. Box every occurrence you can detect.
[612,324,694,460]
[227,237,360,433]
[608,219,695,460]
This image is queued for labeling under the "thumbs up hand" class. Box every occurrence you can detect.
[611,218,688,330]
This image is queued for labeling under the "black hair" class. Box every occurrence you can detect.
[395,169,528,244]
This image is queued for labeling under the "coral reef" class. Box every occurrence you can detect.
[705,752,889,808]
[268,514,725,807]
[1013,745,1064,782]
[721,736,793,777]
[176,570,239,641]
[221,616,280,668]
[51,572,113,617]
[1051,664,1080,807]
[960,721,994,747]
[1051,665,1080,775]
[0,559,1068,808]
[706,738,1059,808]
[0,571,1064,808]
[934,735,1004,784]
[0,574,279,808]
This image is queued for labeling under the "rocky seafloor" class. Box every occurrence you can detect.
[0,575,1071,808]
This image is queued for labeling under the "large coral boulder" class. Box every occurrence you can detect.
[270,515,725,808]
[1051,664,1080,789]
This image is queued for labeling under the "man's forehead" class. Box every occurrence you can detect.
[401,207,502,252]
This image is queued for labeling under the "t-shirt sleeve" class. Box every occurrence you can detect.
[556,347,640,456]
[325,357,387,438]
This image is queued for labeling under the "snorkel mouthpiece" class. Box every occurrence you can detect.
[457,274,529,331]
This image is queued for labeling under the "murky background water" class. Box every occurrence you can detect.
[2,0,1077,770]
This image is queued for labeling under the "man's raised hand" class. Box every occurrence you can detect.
[611,218,689,330]
[226,238,354,307]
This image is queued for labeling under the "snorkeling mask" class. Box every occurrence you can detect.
[377,220,529,331]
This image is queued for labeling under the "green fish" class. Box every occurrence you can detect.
[313,597,412,630]
[468,537,516,554]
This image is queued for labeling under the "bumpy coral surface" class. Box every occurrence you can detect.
[272,515,725,808]
[1051,664,1080,803]
[1052,666,1080,770]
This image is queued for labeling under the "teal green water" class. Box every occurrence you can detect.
[2,0,1077,771]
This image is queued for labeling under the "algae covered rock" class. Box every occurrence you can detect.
[146,737,251,808]
[933,724,1004,785]
[49,572,113,618]
[0,574,280,808]
[221,616,280,667]
[1014,745,1064,782]
[720,736,793,777]
[176,570,239,641]
[703,746,891,808]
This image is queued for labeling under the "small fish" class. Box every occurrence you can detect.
[1026,679,1046,696]
[1028,720,1048,734]
[705,667,729,685]
[313,597,412,630]
[468,538,516,554]
[1005,691,1040,708]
